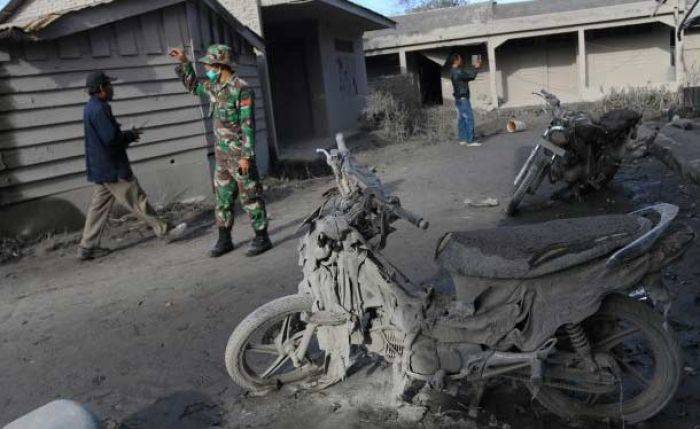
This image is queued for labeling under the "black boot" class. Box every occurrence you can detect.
[246,229,272,257]
[209,227,234,258]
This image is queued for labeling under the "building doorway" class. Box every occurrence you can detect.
[268,40,315,143]
[417,53,443,105]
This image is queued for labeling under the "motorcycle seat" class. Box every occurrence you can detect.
[435,214,652,280]
[595,109,641,137]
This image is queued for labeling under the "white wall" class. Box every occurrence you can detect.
[318,22,368,134]
[220,0,263,36]
[586,24,674,92]
[683,28,700,86]
[497,34,579,107]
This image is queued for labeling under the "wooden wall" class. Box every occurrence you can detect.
[0,0,268,210]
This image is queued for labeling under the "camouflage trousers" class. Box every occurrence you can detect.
[213,144,268,231]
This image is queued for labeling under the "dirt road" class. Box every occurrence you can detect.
[1,127,699,428]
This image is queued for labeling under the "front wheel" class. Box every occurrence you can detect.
[534,295,682,424]
[506,161,546,216]
[224,295,325,394]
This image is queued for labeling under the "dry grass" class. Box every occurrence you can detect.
[362,75,423,144]
[363,79,683,144]
[596,86,680,120]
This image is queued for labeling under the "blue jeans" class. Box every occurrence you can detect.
[456,97,475,143]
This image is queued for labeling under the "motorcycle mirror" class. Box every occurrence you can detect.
[316,148,332,162]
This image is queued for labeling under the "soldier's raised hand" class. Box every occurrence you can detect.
[169,48,188,63]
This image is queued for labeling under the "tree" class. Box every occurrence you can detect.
[398,0,470,12]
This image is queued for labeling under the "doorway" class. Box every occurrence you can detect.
[268,40,315,142]
[417,54,443,106]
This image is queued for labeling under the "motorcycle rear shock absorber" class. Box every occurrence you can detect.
[564,323,597,371]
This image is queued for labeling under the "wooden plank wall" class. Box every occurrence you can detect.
[0,0,268,207]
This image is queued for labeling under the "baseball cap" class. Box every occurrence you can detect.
[86,70,117,90]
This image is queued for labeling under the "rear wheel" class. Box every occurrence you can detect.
[534,295,682,424]
[224,295,325,394]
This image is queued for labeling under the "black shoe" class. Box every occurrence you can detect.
[209,227,234,258]
[246,229,272,257]
[77,246,111,261]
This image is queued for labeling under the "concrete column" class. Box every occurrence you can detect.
[675,3,684,84]
[487,41,498,109]
[577,29,587,100]
[399,49,408,74]
[676,27,684,84]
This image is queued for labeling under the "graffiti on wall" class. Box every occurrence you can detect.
[336,55,358,98]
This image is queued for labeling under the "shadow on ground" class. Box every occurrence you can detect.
[117,391,222,429]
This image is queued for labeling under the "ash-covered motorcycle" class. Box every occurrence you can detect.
[224,134,693,424]
[507,90,643,216]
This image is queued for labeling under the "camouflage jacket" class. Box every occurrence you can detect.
[176,62,255,159]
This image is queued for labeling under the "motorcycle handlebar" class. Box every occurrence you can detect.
[391,205,429,230]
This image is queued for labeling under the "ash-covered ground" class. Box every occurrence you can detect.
[1,125,699,428]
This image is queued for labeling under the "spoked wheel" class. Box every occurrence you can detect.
[534,295,682,424]
[224,295,325,394]
[506,162,546,216]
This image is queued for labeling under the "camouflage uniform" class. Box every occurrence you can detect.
[176,45,268,232]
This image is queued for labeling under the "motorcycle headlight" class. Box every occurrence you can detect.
[547,126,568,146]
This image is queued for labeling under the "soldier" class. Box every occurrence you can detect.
[169,45,272,257]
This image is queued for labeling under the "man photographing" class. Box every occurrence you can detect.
[77,71,187,260]
[169,45,272,258]
[450,53,482,147]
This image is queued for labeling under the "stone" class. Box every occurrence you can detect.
[397,405,427,424]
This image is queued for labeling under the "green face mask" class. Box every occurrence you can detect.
[206,69,220,83]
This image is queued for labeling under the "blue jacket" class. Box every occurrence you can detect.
[83,96,137,183]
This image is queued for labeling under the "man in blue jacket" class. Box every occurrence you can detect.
[77,71,186,260]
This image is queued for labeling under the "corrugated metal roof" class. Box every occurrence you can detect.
[0,0,115,33]
[0,0,266,50]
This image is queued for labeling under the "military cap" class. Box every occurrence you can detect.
[198,44,238,67]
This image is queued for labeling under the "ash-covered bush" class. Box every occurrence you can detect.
[598,86,680,120]
[361,74,422,144]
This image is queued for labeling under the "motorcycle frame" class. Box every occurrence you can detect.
[292,134,685,396]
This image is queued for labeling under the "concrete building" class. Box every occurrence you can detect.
[0,0,393,237]
[227,0,394,158]
[364,0,700,109]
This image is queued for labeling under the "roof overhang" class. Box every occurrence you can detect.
[365,0,679,53]
[0,0,265,51]
[261,0,394,31]
[681,0,700,32]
